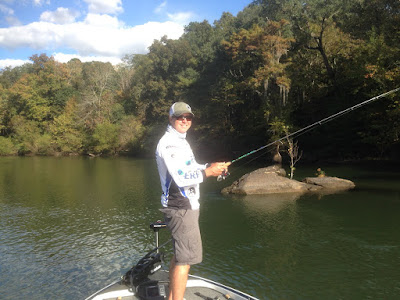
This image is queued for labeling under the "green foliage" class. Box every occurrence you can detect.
[0,1,399,160]
[79,61,119,129]
[10,115,47,155]
[0,136,17,156]
[118,115,146,154]
[211,20,294,142]
[49,98,83,154]
[91,121,120,155]
[268,118,290,141]
[128,36,197,124]
[0,85,7,134]
[36,134,55,156]
[0,64,33,88]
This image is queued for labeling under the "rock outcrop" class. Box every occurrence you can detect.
[302,176,355,191]
[221,165,355,195]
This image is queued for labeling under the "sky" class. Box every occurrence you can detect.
[0,0,253,69]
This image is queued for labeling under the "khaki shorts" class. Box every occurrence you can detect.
[160,208,202,265]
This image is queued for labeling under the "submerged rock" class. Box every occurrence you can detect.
[222,165,355,195]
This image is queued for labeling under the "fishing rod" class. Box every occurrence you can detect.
[217,87,400,181]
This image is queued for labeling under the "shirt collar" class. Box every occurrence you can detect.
[167,124,187,139]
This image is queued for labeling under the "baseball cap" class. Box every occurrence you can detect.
[169,102,194,117]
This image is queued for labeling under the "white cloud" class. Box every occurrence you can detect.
[0,3,14,15]
[83,12,122,27]
[0,22,58,50]
[0,14,185,64]
[0,2,20,25]
[33,0,50,6]
[0,0,197,69]
[84,0,123,15]
[53,52,122,65]
[0,54,124,70]
[40,7,80,24]
[0,58,31,69]
[5,15,22,26]
[154,1,167,14]
[153,2,195,25]
[167,12,195,25]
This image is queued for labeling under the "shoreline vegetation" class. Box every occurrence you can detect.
[1,1,399,162]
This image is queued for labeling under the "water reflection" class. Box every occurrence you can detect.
[237,193,302,213]
[0,157,162,299]
[1,158,400,300]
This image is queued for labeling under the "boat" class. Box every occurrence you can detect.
[85,221,259,300]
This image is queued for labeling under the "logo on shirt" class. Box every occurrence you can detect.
[177,170,200,179]
[187,187,196,196]
[184,171,200,179]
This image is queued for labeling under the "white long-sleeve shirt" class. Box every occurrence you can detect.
[155,125,207,210]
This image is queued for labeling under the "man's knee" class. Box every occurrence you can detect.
[172,263,190,274]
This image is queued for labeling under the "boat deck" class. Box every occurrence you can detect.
[86,269,257,300]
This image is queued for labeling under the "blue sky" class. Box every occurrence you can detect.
[0,0,252,69]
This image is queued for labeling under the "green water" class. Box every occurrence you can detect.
[0,157,399,299]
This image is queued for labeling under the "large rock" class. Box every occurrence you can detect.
[222,165,355,195]
[221,165,313,195]
[302,176,355,190]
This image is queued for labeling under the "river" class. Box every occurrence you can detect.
[0,157,399,299]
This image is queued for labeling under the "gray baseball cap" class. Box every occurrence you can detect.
[169,102,194,117]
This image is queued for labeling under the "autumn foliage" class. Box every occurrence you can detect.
[0,0,399,160]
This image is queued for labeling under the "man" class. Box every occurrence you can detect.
[155,102,230,300]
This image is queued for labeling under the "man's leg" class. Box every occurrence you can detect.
[168,256,190,300]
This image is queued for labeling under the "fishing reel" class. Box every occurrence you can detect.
[217,170,230,181]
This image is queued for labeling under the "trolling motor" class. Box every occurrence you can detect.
[122,221,170,300]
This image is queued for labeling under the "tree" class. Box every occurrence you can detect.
[0,64,33,89]
[343,0,400,48]
[219,20,294,136]
[268,118,302,178]
[66,58,84,90]
[0,1,399,160]
[254,0,360,91]
[0,84,7,135]
[6,54,73,126]
[8,73,52,123]
[183,21,216,67]
[79,61,118,129]
[128,36,196,124]
[118,115,145,154]
[9,115,50,155]
[285,137,302,179]
[0,136,17,156]
[91,121,120,155]
[49,98,83,154]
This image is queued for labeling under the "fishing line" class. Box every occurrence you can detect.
[229,87,400,166]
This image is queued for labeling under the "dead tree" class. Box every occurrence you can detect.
[285,138,302,179]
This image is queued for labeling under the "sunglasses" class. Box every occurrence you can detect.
[175,115,193,121]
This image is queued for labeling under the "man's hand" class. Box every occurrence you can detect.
[204,162,231,177]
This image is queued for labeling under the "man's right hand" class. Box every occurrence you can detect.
[204,162,231,177]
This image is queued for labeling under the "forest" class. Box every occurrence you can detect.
[0,0,399,163]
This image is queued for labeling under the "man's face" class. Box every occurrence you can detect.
[170,113,193,133]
